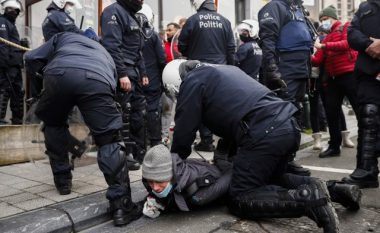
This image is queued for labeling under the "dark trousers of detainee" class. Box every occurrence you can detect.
[35,68,132,202]
[228,117,322,218]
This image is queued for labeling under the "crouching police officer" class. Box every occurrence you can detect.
[164,60,346,232]
[140,144,232,218]
[24,32,142,226]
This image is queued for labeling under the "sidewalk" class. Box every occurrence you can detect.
[0,107,360,232]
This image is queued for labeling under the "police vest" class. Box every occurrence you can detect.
[276,8,312,52]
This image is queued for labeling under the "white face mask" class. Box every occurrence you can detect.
[321,19,332,30]
[64,5,75,15]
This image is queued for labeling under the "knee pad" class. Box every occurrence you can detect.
[93,130,122,147]
[98,143,130,187]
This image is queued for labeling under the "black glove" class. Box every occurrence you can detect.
[264,63,287,91]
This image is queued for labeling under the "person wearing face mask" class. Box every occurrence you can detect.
[312,5,359,158]
[42,0,83,41]
[0,0,24,125]
[235,19,262,82]
[141,144,232,218]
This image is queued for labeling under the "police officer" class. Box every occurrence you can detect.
[42,0,82,41]
[0,0,24,125]
[342,0,380,189]
[24,32,142,226]
[101,0,148,164]
[164,60,340,232]
[258,0,314,176]
[236,19,262,82]
[137,4,167,147]
[178,0,236,152]
[38,0,105,169]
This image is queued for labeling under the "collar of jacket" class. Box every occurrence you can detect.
[198,0,216,12]
[330,20,342,32]
[368,0,380,8]
[46,2,60,11]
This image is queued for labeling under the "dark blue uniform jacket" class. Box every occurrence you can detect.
[348,0,380,76]
[178,0,235,65]
[171,64,298,158]
[24,32,117,91]
[258,0,313,79]
[42,2,82,41]
[142,31,166,83]
[236,41,262,80]
[0,15,23,69]
[101,2,146,79]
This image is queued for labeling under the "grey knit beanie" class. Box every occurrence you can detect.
[142,145,173,182]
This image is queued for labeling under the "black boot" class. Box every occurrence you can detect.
[53,172,72,195]
[287,160,311,176]
[10,89,24,125]
[0,89,10,124]
[110,197,143,226]
[194,141,215,152]
[319,146,341,158]
[228,178,339,233]
[327,180,361,211]
[343,104,379,189]
[133,145,146,164]
[119,144,141,170]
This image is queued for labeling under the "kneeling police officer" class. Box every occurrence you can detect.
[163,60,361,233]
[25,32,142,226]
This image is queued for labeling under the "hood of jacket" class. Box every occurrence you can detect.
[198,0,216,12]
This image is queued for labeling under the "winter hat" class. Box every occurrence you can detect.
[319,5,338,20]
[142,145,173,182]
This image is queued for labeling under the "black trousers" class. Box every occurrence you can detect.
[309,79,327,133]
[35,68,131,201]
[144,75,162,146]
[230,117,301,196]
[323,72,358,149]
[116,76,147,151]
[0,68,24,123]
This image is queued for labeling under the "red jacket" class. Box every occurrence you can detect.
[312,21,358,77]
[164,41,173,63]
